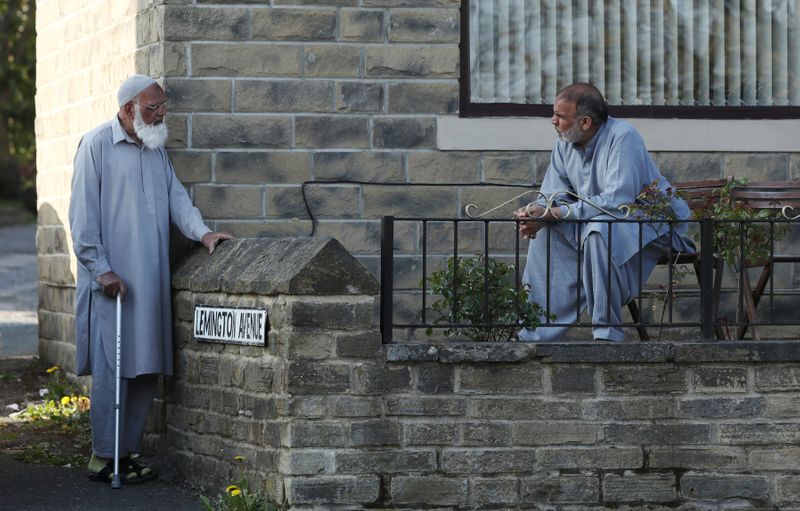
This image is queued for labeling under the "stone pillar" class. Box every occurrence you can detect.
[167,236,379,503]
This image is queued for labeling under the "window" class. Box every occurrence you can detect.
[461,0,800,118]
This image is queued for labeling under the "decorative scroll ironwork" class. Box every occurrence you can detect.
[464,190,634,220]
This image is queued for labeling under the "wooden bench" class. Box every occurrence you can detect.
[729,180,800,339]
[627,178,731,341]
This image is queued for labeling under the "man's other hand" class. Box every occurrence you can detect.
[96,272,127,300]
[514,204,558,240]
[202,232,233,254]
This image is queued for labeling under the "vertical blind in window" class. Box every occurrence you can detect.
[469,0,800,106]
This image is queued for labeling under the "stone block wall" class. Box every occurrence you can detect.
[163,237,800,509]
[36,1,800,367]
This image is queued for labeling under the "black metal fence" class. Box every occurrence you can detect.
[380,216,800,343]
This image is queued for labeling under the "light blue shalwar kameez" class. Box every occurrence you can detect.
[518,118,695,342]
[69,116,210,456]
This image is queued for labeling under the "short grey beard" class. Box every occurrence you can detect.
[557,122,584,144]
[133,106,169,150]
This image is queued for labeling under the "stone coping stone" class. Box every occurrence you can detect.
[386,341,800,364]
[172,237,378,295]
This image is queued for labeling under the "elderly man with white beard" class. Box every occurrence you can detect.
[69,75,231,484]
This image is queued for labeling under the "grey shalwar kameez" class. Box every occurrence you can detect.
[69,116,210,456]
[519,118,695,342]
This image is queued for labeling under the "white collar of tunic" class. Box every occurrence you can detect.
[111,115,136,146]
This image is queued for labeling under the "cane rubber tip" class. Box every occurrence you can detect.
[111,474,122,489]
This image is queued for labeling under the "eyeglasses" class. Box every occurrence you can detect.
[132,100,168,112]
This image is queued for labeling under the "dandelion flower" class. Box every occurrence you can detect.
[234,455,245,462]
[61,396,71,406]
[76,396,90,411]
[226,485,239,494]
[46,366,59,374]
[230,489,242,497]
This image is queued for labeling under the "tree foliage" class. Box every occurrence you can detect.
[0,0,36,209]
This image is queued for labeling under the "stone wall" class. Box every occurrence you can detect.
[166,237,800,509]
[36,1,800,367]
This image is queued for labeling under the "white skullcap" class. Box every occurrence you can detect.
[117,75,157,107]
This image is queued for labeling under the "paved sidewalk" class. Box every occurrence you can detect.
[0,223,38,357]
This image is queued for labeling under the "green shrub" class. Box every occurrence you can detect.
[424,255,555,342]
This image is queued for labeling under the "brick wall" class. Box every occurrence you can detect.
[166,238,800,509]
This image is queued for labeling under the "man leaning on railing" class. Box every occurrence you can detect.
[515,83,695,343]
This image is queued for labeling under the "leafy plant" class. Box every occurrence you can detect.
[200,456,280,511]
[691,178,788,269]
[424,255,555,342]
[629,180,682,226]
[0,0,36,211]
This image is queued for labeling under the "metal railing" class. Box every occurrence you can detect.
[380,216,800,343]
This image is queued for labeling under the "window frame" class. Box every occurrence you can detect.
[459,0,800,120]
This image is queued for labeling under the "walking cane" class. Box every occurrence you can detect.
[111,293,122,489]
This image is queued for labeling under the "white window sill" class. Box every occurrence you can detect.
[437,116,800,152]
